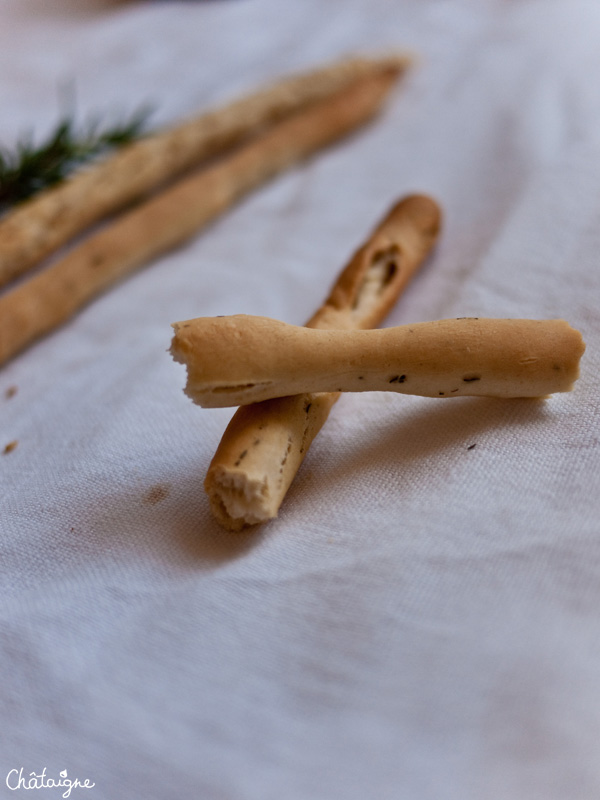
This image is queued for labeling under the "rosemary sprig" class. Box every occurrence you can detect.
[0,107,151,214]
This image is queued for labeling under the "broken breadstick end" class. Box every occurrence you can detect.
[171,316,585,408]
[202,394,334,530]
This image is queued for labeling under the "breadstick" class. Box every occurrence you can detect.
[0,69,400,367]
[0,53,409,288]
[196,194,442,529]
[171,316,584,407]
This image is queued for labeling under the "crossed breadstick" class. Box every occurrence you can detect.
[170,196,585,530]
[193,194,442,529]
[172,315,584,408]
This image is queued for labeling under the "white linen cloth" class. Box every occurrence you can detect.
[1,1,599,798]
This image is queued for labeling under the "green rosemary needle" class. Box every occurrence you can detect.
[0,107,151,214]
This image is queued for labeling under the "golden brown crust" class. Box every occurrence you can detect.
[308,194,441,330]
[197,195,442,530]
[172,316,585,407]
[204,394,337,529]
[0,53,410,288]
[0,69,402,367]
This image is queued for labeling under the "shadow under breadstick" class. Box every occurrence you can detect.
[171,195,442,530]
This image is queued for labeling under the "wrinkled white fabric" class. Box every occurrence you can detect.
[1,1,599,798]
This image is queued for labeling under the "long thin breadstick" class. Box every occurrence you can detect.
[188,195,442,530]
[172,316,585,407]
[0,54,409,287]
[0,68,402,367]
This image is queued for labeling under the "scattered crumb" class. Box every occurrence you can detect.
[5,386,18,400]
[3,440,18,454]
[144,484,170,505]
[467,443,477,451]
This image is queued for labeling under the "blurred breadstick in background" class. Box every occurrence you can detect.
[185,195,442,530]
[0,66,404,366]
[0,53,410,287]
